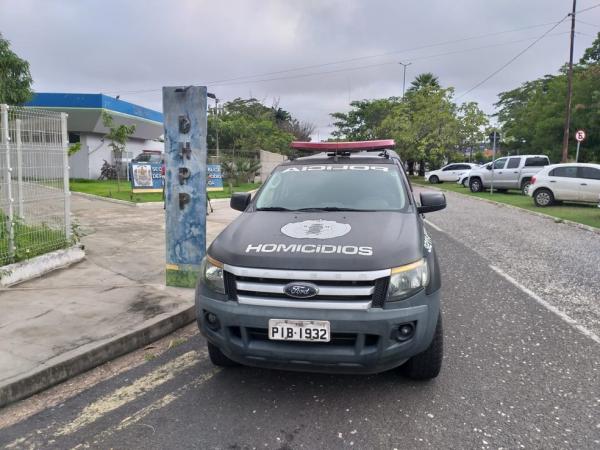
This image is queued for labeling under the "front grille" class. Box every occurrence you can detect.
[224,270,390,308]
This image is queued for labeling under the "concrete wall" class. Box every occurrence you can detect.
[70,133,163,179]
[259,150,286,182]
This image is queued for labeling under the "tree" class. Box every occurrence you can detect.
[579,32,600,65]
[407,72,440,93]
[456,102,489,161]
[207,97,298,155]
[330,98,400,141]
[0,33,33,105]
[102,111,136,190]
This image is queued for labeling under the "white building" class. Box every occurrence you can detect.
[25,93,163,179]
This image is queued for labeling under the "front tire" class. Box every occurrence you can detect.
[469,178,483,192]
[401,313,443,380]
[207,342,239,367]
[533,188,554,207]
[429,175,439,184]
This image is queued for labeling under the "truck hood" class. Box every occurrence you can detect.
[208,210,424,271]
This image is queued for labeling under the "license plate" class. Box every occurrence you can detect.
[268,319,330,342]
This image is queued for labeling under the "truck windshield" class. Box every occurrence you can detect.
[255,164,408,212]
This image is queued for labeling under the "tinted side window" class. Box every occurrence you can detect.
[442,165,456,171]
[550,167,578,178]
[507,158,521,169]
[525,157,549,167]
[457,164,471,170]
[493,158,507,169]
[579,167,600,180]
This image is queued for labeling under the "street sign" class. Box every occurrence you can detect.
[575,130,586,142]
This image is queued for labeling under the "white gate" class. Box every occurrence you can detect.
[0,105,71,265]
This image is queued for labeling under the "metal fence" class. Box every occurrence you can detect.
[0,105,71,266]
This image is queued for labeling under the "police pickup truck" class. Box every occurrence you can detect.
[196,140,447,379]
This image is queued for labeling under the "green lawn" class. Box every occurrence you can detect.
[0,218,69,265]
[69,179,261,203]
[409,176,600,229]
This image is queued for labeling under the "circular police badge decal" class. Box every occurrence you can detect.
[281,220,351,240]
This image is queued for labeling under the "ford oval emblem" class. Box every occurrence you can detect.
[284,282,319,299]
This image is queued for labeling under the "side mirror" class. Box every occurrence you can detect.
[486,165,492,170]
[230,192,251,212]
[417,192,446,214]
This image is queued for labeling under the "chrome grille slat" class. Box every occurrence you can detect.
[237,295,371,310]
[224,264,390,281]
[236,281,375,296]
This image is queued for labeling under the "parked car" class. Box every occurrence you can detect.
[457,164,484,187]
[527,163,600,206]
[196,140,446,379]
[425,163,478,184]
[468,155,550,194]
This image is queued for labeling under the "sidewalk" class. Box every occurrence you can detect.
[0,195,239,407]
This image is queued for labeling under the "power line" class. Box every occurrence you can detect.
[101,20,566,96]
[109,31,569,99]
[576,2,600,13]
[210,32,569,88]
[456,16,569,100]
[576,18,600,28]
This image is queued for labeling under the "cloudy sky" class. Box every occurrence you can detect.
[1,0,599,139]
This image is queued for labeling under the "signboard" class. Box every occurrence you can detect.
[131,162,163,193]
[207,164,224,191]
[575,130,586,142]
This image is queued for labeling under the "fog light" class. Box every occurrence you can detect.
[394,323,415,342]
[204,312,220,331]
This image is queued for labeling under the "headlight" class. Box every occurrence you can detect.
[388,259,429,301]
[202,255,225,294]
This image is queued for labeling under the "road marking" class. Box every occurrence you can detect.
[424,219,444,233]
[490,265,600,345]
[71,368,221,449]
[55,350,201,437]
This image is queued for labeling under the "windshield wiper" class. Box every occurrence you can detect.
[255,206,294,211]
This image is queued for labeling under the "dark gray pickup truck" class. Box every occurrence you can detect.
[195,140,447,379]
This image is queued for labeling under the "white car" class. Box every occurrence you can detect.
[457,164,485,187]
[425,163,478,184]
[527,163,600,206]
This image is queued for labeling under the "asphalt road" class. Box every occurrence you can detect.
[1,213,599,449]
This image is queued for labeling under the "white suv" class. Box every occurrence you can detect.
[425,163,478,184]
[527,163,600,206]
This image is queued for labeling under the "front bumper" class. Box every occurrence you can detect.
[196,287,440,374]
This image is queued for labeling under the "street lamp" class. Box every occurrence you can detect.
[207,93,220,159]
[398,61,412,98]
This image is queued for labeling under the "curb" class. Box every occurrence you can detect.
[0,246,86,287]
[70,191,139,206]
[0,305,195,408]
[415,184,600,235]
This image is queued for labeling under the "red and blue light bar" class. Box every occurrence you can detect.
[290,139,395,152]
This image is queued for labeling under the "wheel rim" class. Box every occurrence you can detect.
[536,192,550,205]
[523,183,530,194]
[472,181,480,191]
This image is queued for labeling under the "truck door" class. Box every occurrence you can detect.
[490,158,508,187]
[500,157,521,188]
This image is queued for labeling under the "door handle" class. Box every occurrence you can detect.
[581,183,587,186]
[550,180,556,183]
[513,171,518,174]
[498,171,503,174]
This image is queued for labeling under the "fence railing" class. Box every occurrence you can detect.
[0,105,71,266]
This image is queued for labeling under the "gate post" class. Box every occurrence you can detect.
[1,105,15,259]
[15,118,24,219]
[162,86,208,287]
[61,113,71,241]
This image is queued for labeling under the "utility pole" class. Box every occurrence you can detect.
[561,0,577,163]
[398,61,412,98]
